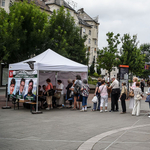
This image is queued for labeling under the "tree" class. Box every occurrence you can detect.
[90,58,95,75]
[0,0,48,64]
[45,7,88,65]
[119,34,145,79]
[140,43,150,62]
[0,8,7,62]
[97,32,120,77]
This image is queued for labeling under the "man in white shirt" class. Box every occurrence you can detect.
[109,77,120,112]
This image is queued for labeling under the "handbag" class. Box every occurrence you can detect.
[129,90,134,97]
[47,89,54,96]
[92,96,98,103]
[135,94,142,101]
[47,84,54,96]
[54,92,61,99]
[145,95,150,102]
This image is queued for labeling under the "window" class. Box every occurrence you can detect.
[88,47,90,52]
[94,48,96,53]
[88,38,91,44]
[2,0,5,7]
[83,28,86,33]
[95,39,97,45]
[89,30,91,35]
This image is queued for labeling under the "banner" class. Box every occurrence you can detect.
[8,70,37,101]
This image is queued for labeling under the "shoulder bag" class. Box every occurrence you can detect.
[145,95,150,103]
[47,84,54,96]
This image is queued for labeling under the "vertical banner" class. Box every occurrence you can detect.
[119,65,129,90]
[8,70,37,101]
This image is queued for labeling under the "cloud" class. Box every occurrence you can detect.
[73,0,150,49]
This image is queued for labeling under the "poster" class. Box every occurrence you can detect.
[8,70,37,100]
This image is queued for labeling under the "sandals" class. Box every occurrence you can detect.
[91,109,96,111]
[71,108,77,110]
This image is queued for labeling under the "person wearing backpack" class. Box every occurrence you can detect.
[92,78,101,111]
[72,75,82,110]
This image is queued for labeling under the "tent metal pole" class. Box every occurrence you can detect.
[2,70,11,109]
[32,69,42,114]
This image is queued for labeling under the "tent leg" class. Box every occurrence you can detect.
[32,70,42,114]
[2,82,11,109]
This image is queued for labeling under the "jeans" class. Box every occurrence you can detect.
[82,96,87,106]
[93,94,101,110]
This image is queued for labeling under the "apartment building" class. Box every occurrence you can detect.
[77,8,99,65]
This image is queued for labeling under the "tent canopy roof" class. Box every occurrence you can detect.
[9,49,88,72]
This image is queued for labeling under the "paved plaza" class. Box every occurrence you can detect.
[0,87,150,150]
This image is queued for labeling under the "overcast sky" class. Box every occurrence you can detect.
[72,0,150,49]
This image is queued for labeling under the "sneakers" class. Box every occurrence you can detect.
[80,109,84,112]
[105,110,108,112]
[46,107,50,110]
[100,110,103,113]
[148,116,150,118]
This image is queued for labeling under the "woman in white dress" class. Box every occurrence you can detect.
[129,77,138,109]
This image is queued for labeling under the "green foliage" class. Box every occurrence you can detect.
[45,7,88,65]
[0,0,48,63]
[140,43,150,62]
[119,34,145,77]
[97,32,120,77]
[139,69,150,79]
[96,64,101,75]
[93,72,99,77]
[90,58,95,75]
[0,3,87,65]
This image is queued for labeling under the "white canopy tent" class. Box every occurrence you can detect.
[9,49,88,72]
[8,49,88,113]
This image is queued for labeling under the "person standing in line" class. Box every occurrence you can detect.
[99,80,109,113]
[140,79,145,93]
[129,77,138,109]
[72,75,82,110]
[65,79,73,108]
[80,79,90,112]
[119,82,127,114]
[56,80,64,108]
[146,81,150,118]
[132,82,143,116]
[45,78,53,110]
[92,78,101,111]
[109,77,120,112]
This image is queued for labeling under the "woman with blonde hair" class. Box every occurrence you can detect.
[129,77,138,109]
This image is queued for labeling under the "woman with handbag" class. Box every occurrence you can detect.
[132,82,143,116]
[56,80,64,108]
[99,80,109,113]
[80,79,90,112]
[65,79,73,108]
[119,82,127,114]
[129,77,138,109]
[92,78,101,111]
[46,78,53,110]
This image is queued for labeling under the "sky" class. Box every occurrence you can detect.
[71,0,150,49]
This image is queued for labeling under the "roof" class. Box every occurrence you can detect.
[45,0,77,13]
[9,49,88,72]
[77,8,99,25]
[78,16,92,28]
[34,0,52,13]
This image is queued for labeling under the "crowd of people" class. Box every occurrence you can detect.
[9,74,150,116]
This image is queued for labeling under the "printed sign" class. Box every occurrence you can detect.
[8,70,37,101]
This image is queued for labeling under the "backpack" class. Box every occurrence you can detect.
[74,80,81,94]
